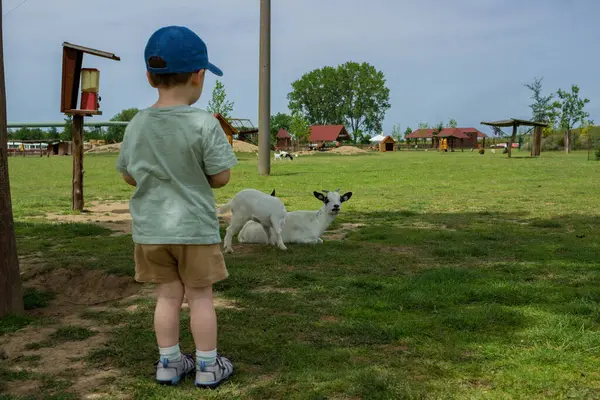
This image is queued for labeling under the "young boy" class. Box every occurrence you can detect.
[116,25,237,389]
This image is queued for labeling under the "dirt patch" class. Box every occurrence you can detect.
[323,223,366,240]
[1,320,119,399]
[27,268,142,308]
[85,143,121,154]
[328,146,368,155]
[45,201,132,235]
[319,315,341,323]
[252,286,298,294]
[233,139,258,153]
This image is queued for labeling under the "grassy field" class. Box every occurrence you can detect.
[2,149,600,399]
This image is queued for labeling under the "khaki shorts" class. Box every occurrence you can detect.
[134,243,228,288]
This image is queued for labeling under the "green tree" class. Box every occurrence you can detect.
[447,118,458,128]
[287,66,344,126]
[553,85,590,153]
[524,77,557,124]
[105,108,139,143]
[391,124,402,141]
[418,122,429,129]
[433,121,444,135]
[62,115,73,141]
[85,126,105,140]
[404,127,413,138]
[46,127,60,140]
[289,111,310,143]
[206,80,234,118]
[336,61,391,141]
[270,112,293,144]
[287,61,391,142]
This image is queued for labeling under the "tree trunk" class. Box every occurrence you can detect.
[0,1,24,317]
[564,130,571,154]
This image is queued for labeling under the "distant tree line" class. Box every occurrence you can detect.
[7,108,140,144]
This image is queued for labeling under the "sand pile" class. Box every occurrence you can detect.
[85,139,259,154]
[328,146,368,155]
[85,143,121,154]
[233,140,258,152]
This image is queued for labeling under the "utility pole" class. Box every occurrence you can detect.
[258,0,271,176]
[0,0,24,317]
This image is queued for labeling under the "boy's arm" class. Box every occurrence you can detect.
[201,121,238,188]
[116,137,136,186]
[122,173,137,187]
[206,169,230,188]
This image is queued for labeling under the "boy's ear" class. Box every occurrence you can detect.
[146,71,157,88]
[191,69,206,85]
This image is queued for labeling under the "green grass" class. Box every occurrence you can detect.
[3,149,600,399]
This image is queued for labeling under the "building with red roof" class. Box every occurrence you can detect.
[309,125,351,143]
[406,127,487,150]
[276,128,292,149]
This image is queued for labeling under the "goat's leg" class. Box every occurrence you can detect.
[270,215,287,250]
[260,223,273,245]
[223,215,247,253]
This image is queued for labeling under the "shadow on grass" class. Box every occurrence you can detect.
[6,210,600,398]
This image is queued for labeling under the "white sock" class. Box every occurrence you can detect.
[196,349,217,366]
[159,344,182,363]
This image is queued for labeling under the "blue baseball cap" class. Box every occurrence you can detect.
[144,26,223,76]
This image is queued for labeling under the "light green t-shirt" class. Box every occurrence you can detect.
[116,106,237,245]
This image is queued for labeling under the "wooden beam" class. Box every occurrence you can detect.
[508,123,517,158]
[60,47,78,113]
[72,115,84,211]
[62,42,121,61]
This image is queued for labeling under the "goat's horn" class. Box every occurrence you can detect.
[322,190,329,193]
[335,188,340,192]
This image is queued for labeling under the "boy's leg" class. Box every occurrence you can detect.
[175,244,234,388]
[135,244,195,385]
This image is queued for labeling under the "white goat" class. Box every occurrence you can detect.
[274,151,294,161]
[218,189,287,253]
[238,189,353,245]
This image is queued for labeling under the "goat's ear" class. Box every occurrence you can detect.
[270,189,276,197]
[313,191,326,202]
[341,192,353,202]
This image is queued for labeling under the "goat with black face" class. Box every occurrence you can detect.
[237,189,353,244]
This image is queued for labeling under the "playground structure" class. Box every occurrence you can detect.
[481,118,547,158]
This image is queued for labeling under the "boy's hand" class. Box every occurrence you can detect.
[122,173,137,187]
[207,169,230,189]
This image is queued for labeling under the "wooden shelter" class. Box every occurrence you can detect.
[481,118,547,158]
[379,135,395,152]
[276,128,292,150]
[214,113,236,145]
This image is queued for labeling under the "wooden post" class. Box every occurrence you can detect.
[508,123,517,158]
[0,0,24,317]
[72,115,84,211]
[532,126,542,157]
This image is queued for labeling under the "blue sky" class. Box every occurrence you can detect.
[3,0,599,136]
